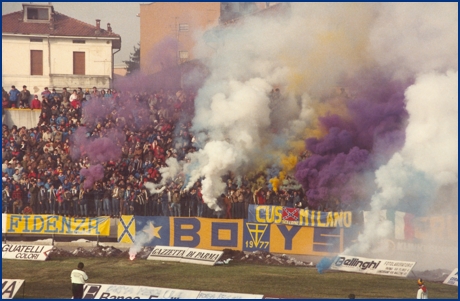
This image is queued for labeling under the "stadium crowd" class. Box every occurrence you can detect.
[2,84,329,220]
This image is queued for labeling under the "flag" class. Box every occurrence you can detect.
[363,209,394,226]
[395,211,415,240]
[118,215,135,243]
[282,207,299,222]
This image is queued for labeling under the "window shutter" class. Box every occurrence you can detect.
[30,50,43,75]
[73,52,86,75]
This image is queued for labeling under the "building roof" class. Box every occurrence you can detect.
[2,9,121,40]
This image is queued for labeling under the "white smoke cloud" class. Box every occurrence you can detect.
[348,70,458,269]
[144,182,165,195]
[341,3,457,270]
[159,3,458,269]
[403,70,458,186]
[129,221,160,259]
[369,3,458,79]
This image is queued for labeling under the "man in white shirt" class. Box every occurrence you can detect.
[416,279,428,299]
[71,262,88,299]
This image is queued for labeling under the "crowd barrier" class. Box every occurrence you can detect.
[3,210,455,258]
[3,214,110,236]
[2,108,41,128]
[118,215,358,257]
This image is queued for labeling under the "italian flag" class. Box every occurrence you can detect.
[362,210,415,241]
[394,211,415,241]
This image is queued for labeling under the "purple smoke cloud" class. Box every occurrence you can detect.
[295,71,410,209]
[70,126,124,164]
[82,98,115,126]
[80,164,105,189]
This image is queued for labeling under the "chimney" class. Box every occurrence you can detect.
[49,12,55,30]
[95,19,101,34]
[107,23,112,33]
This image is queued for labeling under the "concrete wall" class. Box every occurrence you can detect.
[2,35,114,91]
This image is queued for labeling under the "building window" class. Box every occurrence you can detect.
[179,23,189,31]
[73,40,86,44]
[179,51,189,59]
[30,38,43,43]
[26,7,49,20]
[73,52,85,75]
[30,50,43,75]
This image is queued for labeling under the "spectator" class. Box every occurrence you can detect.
[19,85,31,108]
[29,181,39,213]
[56,186,65,215]
[5,163,15,177]
[196,186,204,217]
[215,194,226,219]
[160,190,170,216]
[41,87,51,99]
[77,87,84,102]
[2,186,11,213]
[111,182,120,218]
[136,186,148,216]
[102,182,112,216]
[2,86,315,221]
[63,188,72,217]
[3,95,10,108]
[31,95,42,110]
[2,87,9,102]
[61,87,71,103]
[80,188,89,217]
[171,189,181,217]
[48,88,60,101]
[38,185,47,214]
[22,204,33,214]
[71,184,79,217]
[234,187,245,219]
[91,87,100,100]
[9,85,20,108]
[42,95,51,108]
[118,182,126,215]
[12,184,23,214]
[254,187,266,205]
[48,184,56,214]
[84,89,91,101]
[191,188,201,217]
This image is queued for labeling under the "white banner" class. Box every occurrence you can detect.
[2,279,24,299]
[196,291,264,299]
[330,255,416,277]
[82,283,201,299]
[180,248,223,266]
[2,244,53,261]
[443,268,458,286]
[147,246,188,262]
[148,246,223,266]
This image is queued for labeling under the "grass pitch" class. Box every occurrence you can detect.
[2,257,458,299]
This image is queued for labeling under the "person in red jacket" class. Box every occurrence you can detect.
[30,95,41,109]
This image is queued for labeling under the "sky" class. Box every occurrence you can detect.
[2,2,147,65]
